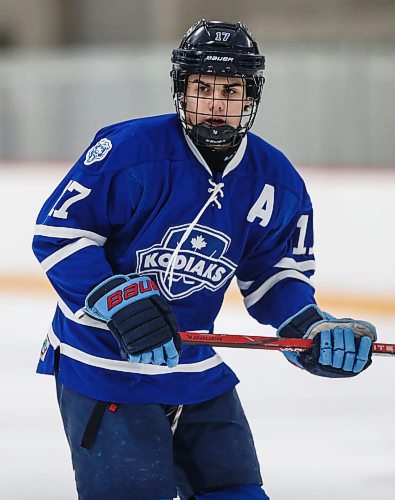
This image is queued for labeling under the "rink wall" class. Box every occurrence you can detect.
[1,163,394,315]
[1,45,395,167]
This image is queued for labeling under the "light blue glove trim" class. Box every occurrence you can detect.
[163,340,180,368]
[342,328,356,371]
[318,329,333,366]
[353,336,373,373]
[128,353,142,364]
[141,351,153,364]
[127,340,180,368]
[84,274,159,321]
[332,327,345,368]
[153,346,165,365]
[282,351,304,369]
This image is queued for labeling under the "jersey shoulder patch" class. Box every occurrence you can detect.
[84,138,112,166]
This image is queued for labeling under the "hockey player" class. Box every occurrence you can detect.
[32,20,376,500]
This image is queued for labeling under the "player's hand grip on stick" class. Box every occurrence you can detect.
[277,305,377,377]
[84,275,182,368]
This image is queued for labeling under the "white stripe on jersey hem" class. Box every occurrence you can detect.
[274,257,316,272]
[41,238,101,272]
[47,326,223,375]
[244,269,314,308]
[34,224,107,245]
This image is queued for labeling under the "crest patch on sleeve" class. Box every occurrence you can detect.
[84,138,112,165]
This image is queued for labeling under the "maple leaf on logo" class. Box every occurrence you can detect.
[191,235,207,251]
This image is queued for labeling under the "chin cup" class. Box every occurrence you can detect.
[189,123,240,148]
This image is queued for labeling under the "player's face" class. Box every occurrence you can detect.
[184,74,249,130]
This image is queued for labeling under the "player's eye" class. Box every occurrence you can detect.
[198,83,209,92]
[224,88,236,97]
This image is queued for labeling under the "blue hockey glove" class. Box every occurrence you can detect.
[84,274,182,368]
[277,305,376,378]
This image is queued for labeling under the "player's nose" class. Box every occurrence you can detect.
[208,95,225,113]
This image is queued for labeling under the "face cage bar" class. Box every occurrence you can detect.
[173,72,264,149]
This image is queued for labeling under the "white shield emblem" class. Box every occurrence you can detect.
[84,138,112,165]
[136,224,237,301]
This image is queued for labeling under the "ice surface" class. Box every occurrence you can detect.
[1,293,394,499]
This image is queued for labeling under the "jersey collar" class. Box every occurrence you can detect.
[184,133,248,178]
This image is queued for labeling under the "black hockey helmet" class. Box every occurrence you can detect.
[171,20,265,149]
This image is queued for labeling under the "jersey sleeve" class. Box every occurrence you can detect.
[236,183,316,329]
[32,131,142,316]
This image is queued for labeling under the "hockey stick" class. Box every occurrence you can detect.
[180,331,395,357]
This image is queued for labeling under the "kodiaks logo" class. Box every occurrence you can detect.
[136,224,237,300]
[84,138,112,165]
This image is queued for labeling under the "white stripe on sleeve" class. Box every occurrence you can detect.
[41,237,101,272]
[244,269,314,309]
[35,224,107,246]
[274,257,316,272]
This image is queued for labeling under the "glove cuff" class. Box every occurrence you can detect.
[277,304,326,339]
[277,304,377,342]
[84,274,160,322]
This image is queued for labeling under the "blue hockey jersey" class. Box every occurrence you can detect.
[32,114,316,405]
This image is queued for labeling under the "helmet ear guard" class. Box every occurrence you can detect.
[171,20,265,149]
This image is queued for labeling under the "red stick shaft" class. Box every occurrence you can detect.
[180,331,395,356]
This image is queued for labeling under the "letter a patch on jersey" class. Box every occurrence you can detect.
[84,138,112,165]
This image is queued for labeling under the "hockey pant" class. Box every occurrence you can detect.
[56,380,269,499]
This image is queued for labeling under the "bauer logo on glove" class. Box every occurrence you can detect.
[106,278,159,312]
[84,274,182,368]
